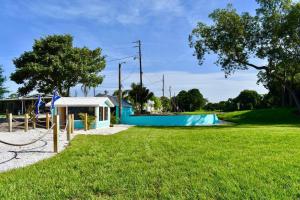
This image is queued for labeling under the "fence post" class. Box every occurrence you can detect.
[46,113,50,130]
[7,113,12,132]
[32,115,36,129]
[67,114,71,141]
[84,113,88,131]
[53,115,59,153]
[71,114,74,133]
[24,114,29,132]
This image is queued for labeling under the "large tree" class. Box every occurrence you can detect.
[176,89,206,112]
[235,90,262,110]
[11,34,105,96]
[0,65,8,98]
[189,0,300,111]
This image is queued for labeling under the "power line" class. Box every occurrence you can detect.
[106,55,136,63]
[122,67,137,82]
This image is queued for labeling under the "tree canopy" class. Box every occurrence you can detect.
[160,96,171,112]
[176,89,206,112]
[235,90,262,110]
[0,65,8,98]
[11,34,106,96]
[128,83,154,114]
[189,0,300,111]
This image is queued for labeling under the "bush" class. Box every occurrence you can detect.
[78,113,96,130]
[111,115,117,125]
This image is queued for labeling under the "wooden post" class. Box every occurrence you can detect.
[71,114,74,133]
[32,116,36,129]
[67,114,71,141]
[84,113,88,131]
[46,113,50,130]
[7,113,12,132]
[53,115,59,153]
[24,114,29,132]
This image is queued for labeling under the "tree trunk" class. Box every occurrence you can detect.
[285,86,300,113]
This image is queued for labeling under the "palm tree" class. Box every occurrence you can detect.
[128,83,154,114]
[113,89,130,100]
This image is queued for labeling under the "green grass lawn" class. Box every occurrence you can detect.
[0,108,300,199]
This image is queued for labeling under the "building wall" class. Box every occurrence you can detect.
[72,106,110,129]
[120,107,219,126]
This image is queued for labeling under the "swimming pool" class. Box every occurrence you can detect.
[120,108,219,126]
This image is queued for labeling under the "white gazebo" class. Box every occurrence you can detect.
[46,97,114,129]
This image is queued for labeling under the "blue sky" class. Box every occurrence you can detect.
[0,0,267,102]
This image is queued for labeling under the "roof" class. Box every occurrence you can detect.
[45,97,114,107]
[95,94,132,107]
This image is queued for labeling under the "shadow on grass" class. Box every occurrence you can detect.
[217,108,300,126]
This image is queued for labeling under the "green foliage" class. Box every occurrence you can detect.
[10,34,105,96]
[0,65,8,98]
[150,96,162,111]
[78,113,96,130]
[113,89,130,101]
[160,96,171,112]
[110,114,117,125]
[8,93,18,98]
[128,83,154,113]
[235,90,262,110]
[176,88,206,112]
[204,90,263,111]
[189,0,300,111]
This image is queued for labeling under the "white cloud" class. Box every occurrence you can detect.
[86,70,267,102]
[14,0,186,25]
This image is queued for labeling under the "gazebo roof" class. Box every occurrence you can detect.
[46,97,114,107]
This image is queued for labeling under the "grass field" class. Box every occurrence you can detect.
[0,108,300,199]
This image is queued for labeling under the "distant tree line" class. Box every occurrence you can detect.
[204,90,270,112]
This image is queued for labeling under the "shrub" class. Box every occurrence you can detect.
[78,113,96,130]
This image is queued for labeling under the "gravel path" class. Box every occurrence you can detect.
[0,125,132,173]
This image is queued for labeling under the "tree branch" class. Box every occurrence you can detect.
[243,62,268,70]
[234,59,268,70]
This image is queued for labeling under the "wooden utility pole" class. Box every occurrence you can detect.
[134,40,143,113]
[118,63,123,123]
[134,40,143,87]
[162,74,165,97]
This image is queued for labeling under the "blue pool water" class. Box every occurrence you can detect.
[119,108,219,126]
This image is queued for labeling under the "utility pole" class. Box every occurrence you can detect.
[162,74,165,97]
[169,86,172,99]
[138,40,143,87]
[133,40,143,113]
[133,40,143,86]
[118,62,125,123]
[93,87,96,97]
